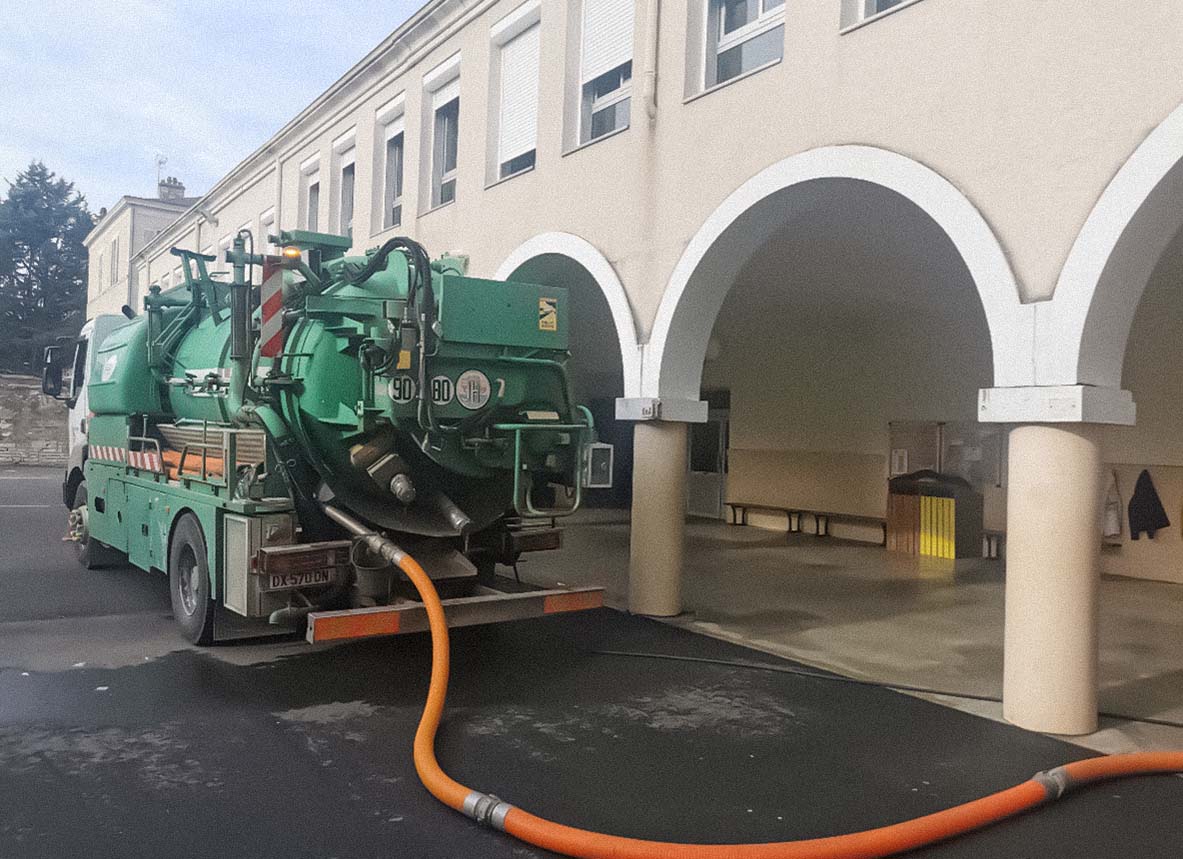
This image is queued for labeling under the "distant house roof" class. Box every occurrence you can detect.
[123,195,204,208]
[84,193,206,246]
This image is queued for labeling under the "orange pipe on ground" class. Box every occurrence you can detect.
[393,551,1183,859]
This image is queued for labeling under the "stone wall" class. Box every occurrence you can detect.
[0,375,68,466]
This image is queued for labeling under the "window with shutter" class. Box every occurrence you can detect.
[497,21,540,179]
[580,0,634,143]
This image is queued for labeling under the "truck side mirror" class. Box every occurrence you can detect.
[41,346,65,399]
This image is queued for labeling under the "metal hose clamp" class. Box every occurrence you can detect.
[463,791,514,831]
[1032,765,1075,800]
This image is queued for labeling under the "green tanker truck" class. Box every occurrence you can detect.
[42,230,607,644]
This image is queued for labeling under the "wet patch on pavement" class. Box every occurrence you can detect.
[1,610,1180,858]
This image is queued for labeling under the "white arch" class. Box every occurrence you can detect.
[495,231,643,398]
[1036,101,1183,388]
[644,145,1031,400]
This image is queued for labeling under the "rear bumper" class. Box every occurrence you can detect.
[305,585,604,644]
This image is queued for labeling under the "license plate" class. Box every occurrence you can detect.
[265,569,333,591]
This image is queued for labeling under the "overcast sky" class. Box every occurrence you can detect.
[2,0,422,211]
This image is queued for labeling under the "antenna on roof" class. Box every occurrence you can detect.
[155,153,168,185]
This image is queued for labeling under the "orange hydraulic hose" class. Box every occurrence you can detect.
[390,549,1183,859]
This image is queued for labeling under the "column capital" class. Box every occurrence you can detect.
[615,397,708,423]
[977,385,1135,426]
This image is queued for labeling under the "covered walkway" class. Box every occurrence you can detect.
[525,512,1183,753]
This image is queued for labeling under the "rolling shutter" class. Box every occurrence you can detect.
[498,22,540,164]
[432,77,460,111]
[581,0,634,83]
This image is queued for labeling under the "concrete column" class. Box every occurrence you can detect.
[1003,424,1104,735]
[628,421,688,617]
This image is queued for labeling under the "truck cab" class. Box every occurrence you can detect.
[42,314,128,510]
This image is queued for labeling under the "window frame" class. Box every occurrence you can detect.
[330,130,357,239]
[307,180,321,232]
[423,53,462,213]
[576,0,635,147]
[492,2,542,183]
[704,0,785,89]
[715,0,783,54]
[840,0,924,32]
[432,88,461,208]
[299,153,321,232]
[338,148,356,238]
[382,119,406,230]
[582,60,632,144]
[259,208,276,252]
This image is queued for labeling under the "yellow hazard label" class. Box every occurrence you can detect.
[539,297,558,332]
[397,349,412,370]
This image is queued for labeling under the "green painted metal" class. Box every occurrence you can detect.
[83,229,593,589]
[89,319,162,416]
[437,275,569,350]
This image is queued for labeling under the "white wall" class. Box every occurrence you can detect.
[1094,225,1183,583]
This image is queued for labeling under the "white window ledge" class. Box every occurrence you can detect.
[485,164,536,191]
[422,199,457,218]
[840,0,927,35]
[683,57,782,106]
[562,123,630,158]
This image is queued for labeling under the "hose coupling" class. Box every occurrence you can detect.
[462,791,514,831]
[1032,765,1076,801]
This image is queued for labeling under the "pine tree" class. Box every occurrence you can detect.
[0,161,91,373]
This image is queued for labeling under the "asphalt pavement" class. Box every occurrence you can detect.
[1,465,1181,859]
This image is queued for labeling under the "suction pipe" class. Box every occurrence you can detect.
[321,504,1183,859]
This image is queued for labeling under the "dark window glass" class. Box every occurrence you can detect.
[721,0,759,35]
[716,24,783,83]
[340,162,355,237]
[384,132,404,228]
[500,150,536,179]
[590,99,630,139]
[307,181,319,231]
[433,97,460,206]
[582,62,632,143]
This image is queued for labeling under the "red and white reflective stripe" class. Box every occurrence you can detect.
[128,449,163,472]
[90,445,162,472]
[260,258,285,358]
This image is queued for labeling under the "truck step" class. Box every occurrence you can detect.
[305,585,604,643]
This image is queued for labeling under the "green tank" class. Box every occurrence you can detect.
[98,231,589,539]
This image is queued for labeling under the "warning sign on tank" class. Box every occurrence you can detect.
[388,376,415,404]
[538,297,558,332]
[456,370,491,410]
[431,375,454,406]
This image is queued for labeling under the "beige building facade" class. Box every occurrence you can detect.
[85,177,200,315]
[88,0,1183,735]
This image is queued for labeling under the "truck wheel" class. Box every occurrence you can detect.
[70,482,123,570]
[168,514,215,645]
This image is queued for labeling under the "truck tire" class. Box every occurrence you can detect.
[168,514,215,645]
[70,482,123,570]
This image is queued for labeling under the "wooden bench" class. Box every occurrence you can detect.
[727,502,887,546]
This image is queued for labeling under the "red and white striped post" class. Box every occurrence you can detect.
[259,258,286,360]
